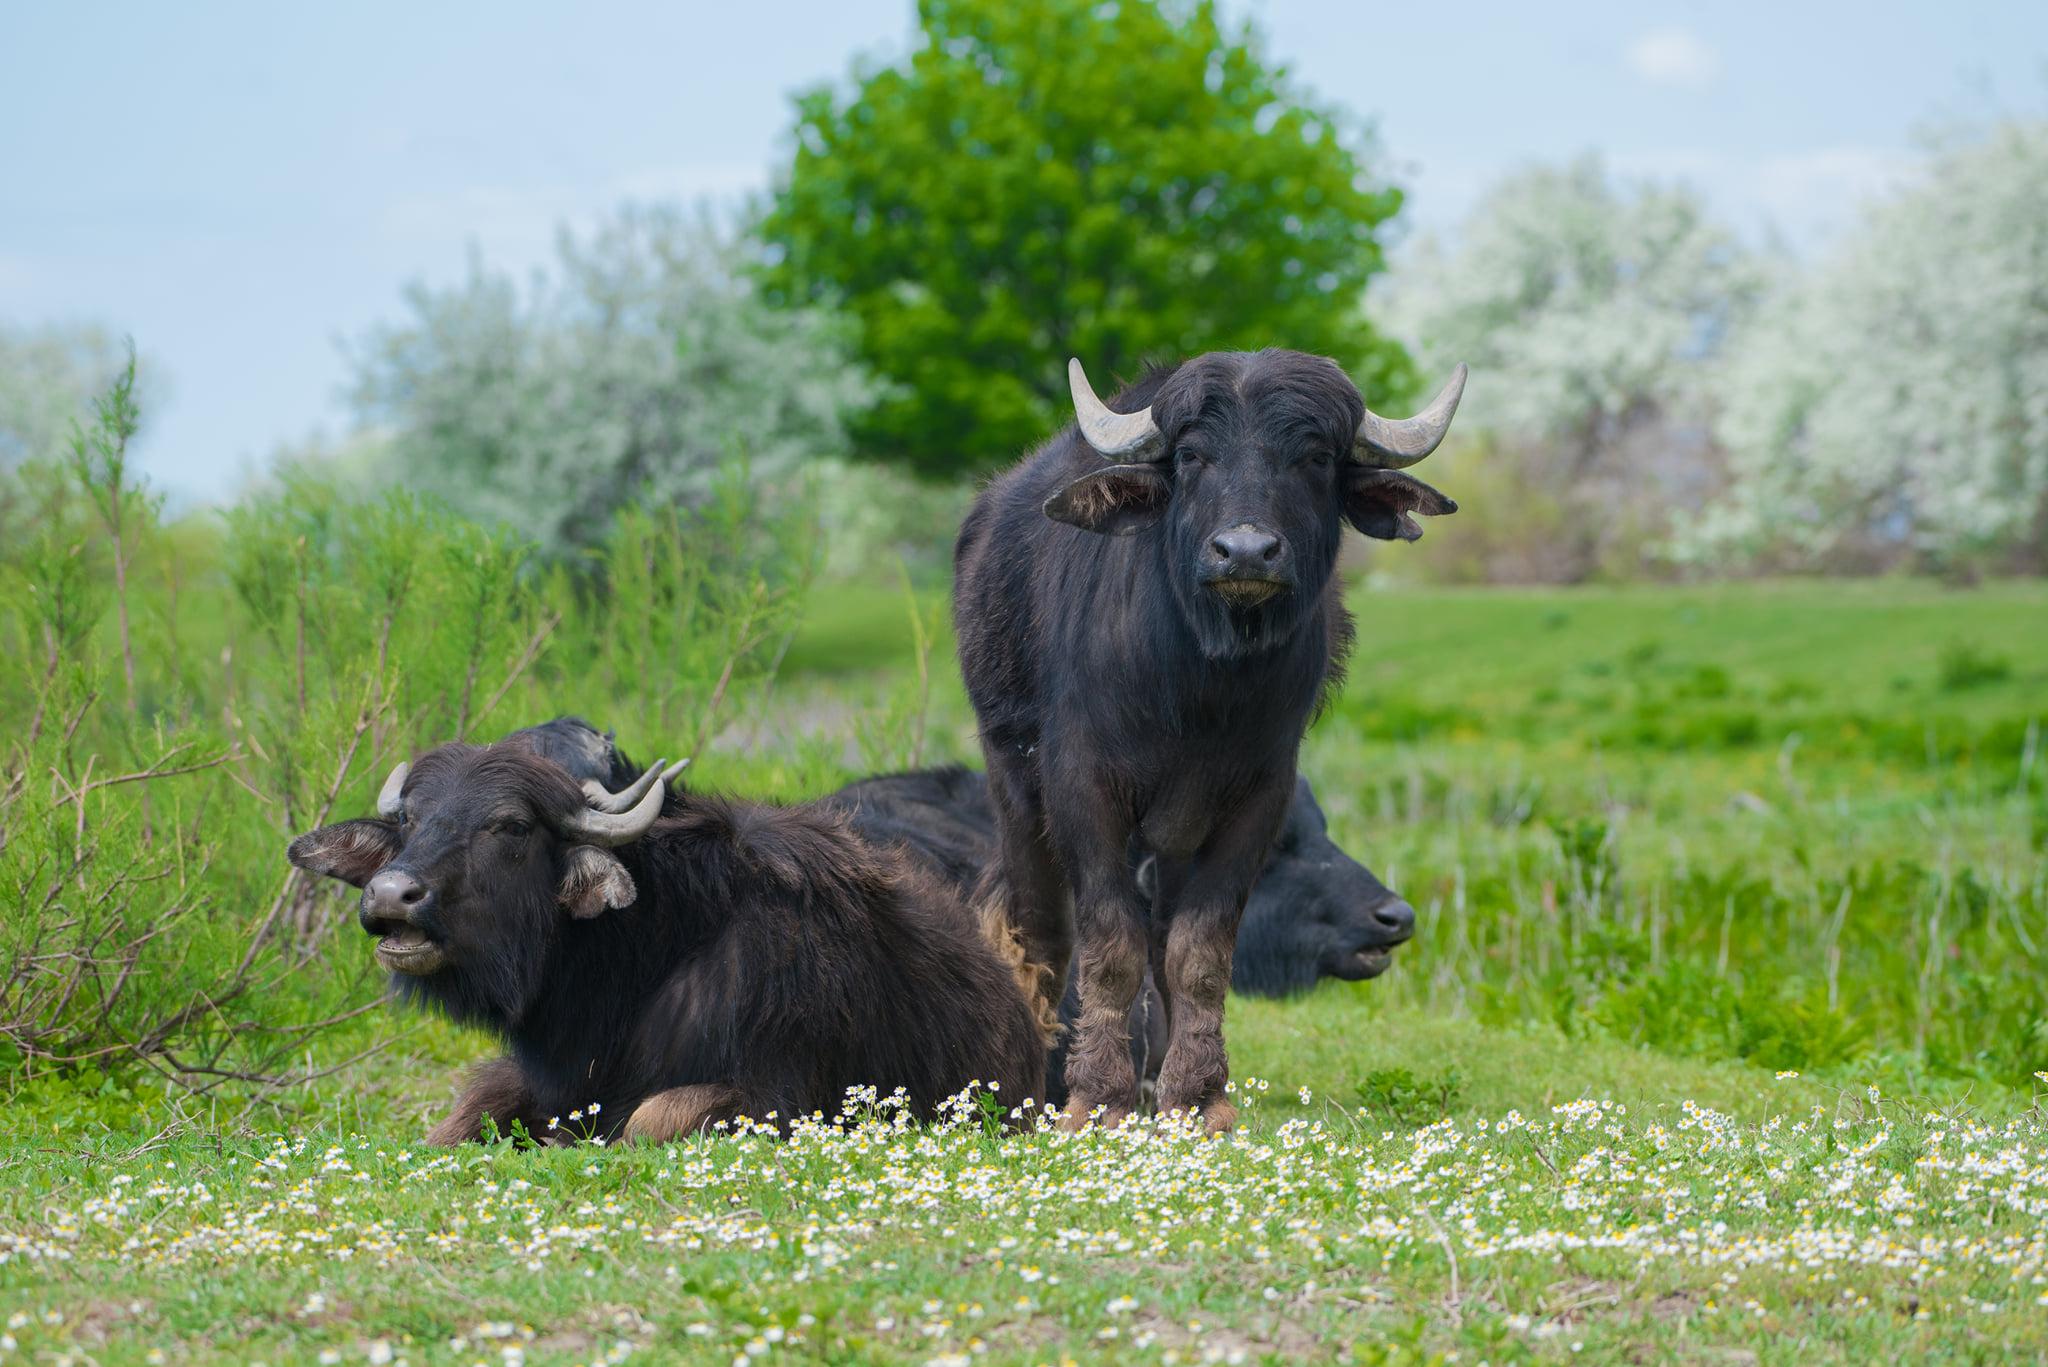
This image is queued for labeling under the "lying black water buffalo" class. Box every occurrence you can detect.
[821,765,1414,996]
[504,714,647,795]
[955,349,1464,1129]
[503,716,684,815]
[286,741,1047,1144]
[824,765,1414,1108]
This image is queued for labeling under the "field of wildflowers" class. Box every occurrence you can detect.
[5,1071,2048,1363]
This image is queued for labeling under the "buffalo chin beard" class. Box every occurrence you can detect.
[1207,578,1288,610]
[1180,578,1313,661]
[384,914,558,1034]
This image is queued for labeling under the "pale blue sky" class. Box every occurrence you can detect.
[3,1,2042,501]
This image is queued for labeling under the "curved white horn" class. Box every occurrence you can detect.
[376,762,409,820]
[1069,358,1167,462]
[580,758,688,814]
[1354,363,1468,468]
[551,765,675,847]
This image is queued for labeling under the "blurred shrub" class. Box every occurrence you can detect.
[809,457,974,585]
[1381,433,1668,585]
[0,323,163,558]
[347,206,877,558]
[761,0,1411,479]
[1936,640,2014,692]
[0,321,142,474]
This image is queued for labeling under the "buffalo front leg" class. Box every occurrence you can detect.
[1155,910,1243,1132]
[1155,785,1290,1133]
[1051,795,1148,1130]
[1060,905,1148,1130]
[622,1084,744,1143]
[427,1057,547,1146]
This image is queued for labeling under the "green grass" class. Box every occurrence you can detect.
[778,580,953,678]
[3,1025,2045,1365]
[5,577,2046,1363]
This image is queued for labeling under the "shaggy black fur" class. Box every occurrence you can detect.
[287,742,1046,1144]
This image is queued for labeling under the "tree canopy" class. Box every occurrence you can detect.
[1384,155,1761,447]
[1380,156,1763,580]
[1682,117,2048,573]
[760,0,1410,479]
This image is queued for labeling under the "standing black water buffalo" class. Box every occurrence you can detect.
[822,765,1414,996]
[954,349,1464,1130]
[286,742,1047,1145]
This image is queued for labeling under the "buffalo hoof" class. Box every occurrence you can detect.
[1056,1099,1133,1133]
[1158,1098,1237,1135]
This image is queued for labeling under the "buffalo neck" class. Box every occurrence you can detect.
[497,814,724,1101]
[1107,528,1339,736]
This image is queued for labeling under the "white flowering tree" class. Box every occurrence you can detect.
[1378,156,1762,580]
[1682,118,2048,572]
[348,206,880,557]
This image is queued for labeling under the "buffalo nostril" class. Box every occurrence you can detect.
[1211,526,1282,569]
[1374,899,1416,936]
[364,868,429,921]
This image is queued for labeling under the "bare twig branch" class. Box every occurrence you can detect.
[467,610,561,737]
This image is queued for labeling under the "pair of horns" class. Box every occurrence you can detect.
[1067,357,1469,469]
[373,756,686,847]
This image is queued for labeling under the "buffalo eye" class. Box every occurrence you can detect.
[492,818,533,839]
[1174,445,1206,469]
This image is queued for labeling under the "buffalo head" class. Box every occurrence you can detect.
[286,744,681,1022]
[1046,350,1464,655]
[1137,775,1416,997]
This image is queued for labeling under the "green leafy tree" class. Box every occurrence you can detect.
[761,0,1410,478]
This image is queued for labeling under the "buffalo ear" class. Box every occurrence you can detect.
[558,845,636,920]
[1343,468,1458,542]
[1043,463,1170,536]
[287,820,402,888]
